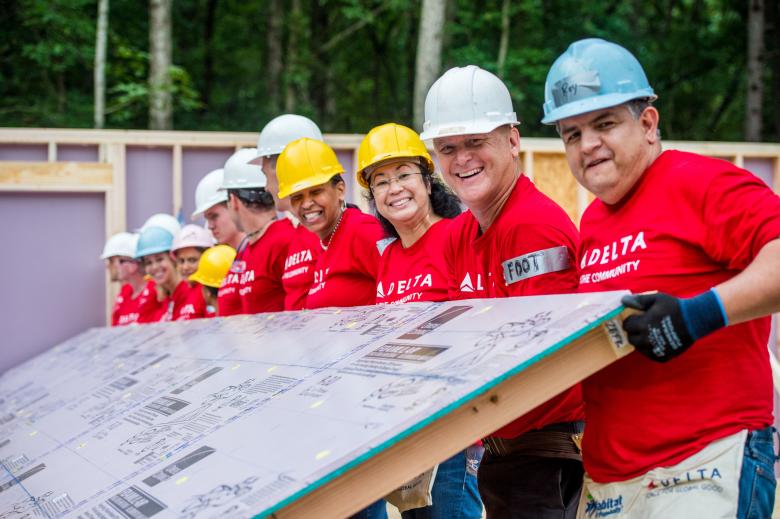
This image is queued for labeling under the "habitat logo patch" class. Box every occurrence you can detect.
[585,494,623,517]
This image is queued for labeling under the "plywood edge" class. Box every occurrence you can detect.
[270,315,634,518]
[0,161,113,188]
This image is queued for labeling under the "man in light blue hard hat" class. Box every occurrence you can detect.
[543,38,780,518]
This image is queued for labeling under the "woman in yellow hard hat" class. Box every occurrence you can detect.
[357,124,482,519]
[277,138,385,310]
[189,245,237,316]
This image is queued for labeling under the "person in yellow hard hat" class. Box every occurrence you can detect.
[189,245,237,316]
[357,124,480,519]
[277,138,385,310]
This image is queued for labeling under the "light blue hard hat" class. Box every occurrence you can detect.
[135,226,175,258]
[541,38,656,125]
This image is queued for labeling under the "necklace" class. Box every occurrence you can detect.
[320,207,346,251]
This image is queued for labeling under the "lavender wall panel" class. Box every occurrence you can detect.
[126,146,173,230]
[57,144,99,162]
[182,148,233,224]
[0,144,47,161]
[335,149,358,205]
[744,158,774,187]
[0,192,105,373]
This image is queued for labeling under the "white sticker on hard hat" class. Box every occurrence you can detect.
[552,70,601,106]
[501,246,571,285]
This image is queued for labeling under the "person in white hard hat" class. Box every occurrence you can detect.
[543,38,780,519]
[192,167,246,317]
[170,224,215,320]
[101,232,134,284]
[251,114,324,214]
[220,148,295,314]
[101,232,148,326]
[422,65,583,518]
[138,213,182,237]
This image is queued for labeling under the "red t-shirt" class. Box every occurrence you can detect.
[305,208,384,309]
[376,219,453,304]
[238,218,294,314]
[113,281,154,326]
[136,281,165,323]
[445,175,584,439]
[112,283,133,326]
[174,282,211,321]
[578,150,780,482]
[218,247,244,317]
[283,224,322,311]
[136,280,190,323]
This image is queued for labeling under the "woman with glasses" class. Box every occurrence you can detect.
[357,123,483,519]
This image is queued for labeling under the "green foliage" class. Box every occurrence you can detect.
[0,0,777,141]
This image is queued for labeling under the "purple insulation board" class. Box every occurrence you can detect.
[0,192,105,374]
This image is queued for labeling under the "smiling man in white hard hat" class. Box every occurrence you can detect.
[422,65,583,519]
[543,38,780,519]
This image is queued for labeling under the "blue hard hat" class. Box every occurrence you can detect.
[135,226,175,258]
[541,38,656,125]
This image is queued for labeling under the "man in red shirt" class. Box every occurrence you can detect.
[192,168,246,317]
[421,65,584,518]
[102,232,147,326]
[543,38,780,518]
[221,148,293,314]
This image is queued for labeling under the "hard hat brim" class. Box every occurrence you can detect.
[541,90,657,125]
[278,171,342,199]
[419,118,519,142]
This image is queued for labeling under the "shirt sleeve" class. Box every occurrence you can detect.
[702,169,780,270]
[495,223,580,297]
[354,220,384,278]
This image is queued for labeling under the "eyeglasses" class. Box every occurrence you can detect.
[370,171,423,193]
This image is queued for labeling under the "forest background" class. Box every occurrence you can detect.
[1,0,778,142]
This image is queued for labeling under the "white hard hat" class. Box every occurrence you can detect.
[419,65,519,141]
[219,148,267,190]
[171,224,215,253]
[254,114,323,159]
[138,213,182,237]
[192,168,227,219]
[100,232,139,259]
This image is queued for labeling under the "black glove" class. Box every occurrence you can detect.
[621,290,727,363]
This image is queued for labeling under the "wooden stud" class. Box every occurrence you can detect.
[173,145,183,217]
[47,142,57,162]
[0,162,112,188]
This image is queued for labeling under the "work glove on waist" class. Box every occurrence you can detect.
[621,290,728,363]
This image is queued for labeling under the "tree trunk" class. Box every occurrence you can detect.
[149,0,173,130]
[496,0,510,78]
[266,0,283,113]
[745,0,764,141]
[94,0,109,128]
[767,0,780,140]
[413,0,446,131]
[284,0,302,112]
[201,0,217,109]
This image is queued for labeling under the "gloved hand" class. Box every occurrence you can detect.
[621,290,728,363]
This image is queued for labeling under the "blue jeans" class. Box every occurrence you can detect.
[737,426,777,519]
[401,446,484,519]
[350,499,388,519]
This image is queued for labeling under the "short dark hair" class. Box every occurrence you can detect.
[367,165,461,239]
[229,188,275,211]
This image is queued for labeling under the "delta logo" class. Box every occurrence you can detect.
[376,274,433,299]
[585,494,623,517]
[459,272,484,293]
[646,466,722,490]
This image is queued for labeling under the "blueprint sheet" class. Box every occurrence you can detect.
[0,291,627,519]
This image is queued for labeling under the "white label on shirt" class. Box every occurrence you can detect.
[502,246,571,285]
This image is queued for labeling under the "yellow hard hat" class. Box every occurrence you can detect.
[188,245,237,289]
[277,138,345,199]
[356,123,435,188]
